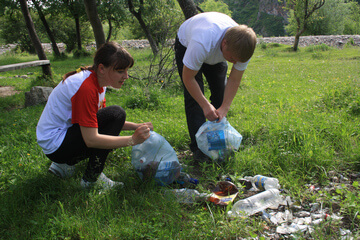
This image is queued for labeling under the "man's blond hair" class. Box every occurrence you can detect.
[224,25,257,63]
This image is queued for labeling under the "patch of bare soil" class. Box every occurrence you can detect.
[0,86,20,97]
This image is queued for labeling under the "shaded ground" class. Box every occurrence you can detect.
[0,86,20,97]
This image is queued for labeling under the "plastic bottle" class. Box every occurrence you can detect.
[165,188,209,204]
[131,131,181,185]
[227,189,282,218]
[237,178,252,190]
[244,175,280,191]
[176,172,199,187]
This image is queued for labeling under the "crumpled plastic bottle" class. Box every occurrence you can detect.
[227,189,283,218]
[131,131,181,185]
[165,188,209,204]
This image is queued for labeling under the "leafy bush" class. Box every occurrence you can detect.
[124,87,161,110]
[0,9,38,53]
[73,48,91,59]
[305,43,331,52]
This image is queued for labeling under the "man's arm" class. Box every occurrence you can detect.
[182,65,219,121]
[216,66,244,121]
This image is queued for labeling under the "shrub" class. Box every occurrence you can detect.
[124,87,161,110]
[73,48,91,59]
[305,43,331,52]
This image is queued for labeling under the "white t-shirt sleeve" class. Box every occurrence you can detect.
[234,59,250,71]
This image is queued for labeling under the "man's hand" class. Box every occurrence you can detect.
[203,104,219,121]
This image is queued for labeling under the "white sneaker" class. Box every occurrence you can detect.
[81,173,124,190]
[48,162,75,179]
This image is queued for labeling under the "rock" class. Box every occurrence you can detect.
[25,86,53,107]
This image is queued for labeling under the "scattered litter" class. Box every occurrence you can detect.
[228,189,282,218]
[244,175,280,191]
[208,181,239,206]
[165,188,209,204]
[164,171,356,239]
[176,172,199,188]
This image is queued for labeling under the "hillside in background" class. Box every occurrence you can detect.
[224,0,288,37]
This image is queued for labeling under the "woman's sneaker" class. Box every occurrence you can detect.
[81,173,124,190]
[48,162,75,179]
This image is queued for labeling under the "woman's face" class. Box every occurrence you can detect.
[104,66,130,89]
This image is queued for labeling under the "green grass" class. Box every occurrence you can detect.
[0,43,360,239]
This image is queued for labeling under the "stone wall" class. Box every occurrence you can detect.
[258,35,360,48]
[1,35,359,55]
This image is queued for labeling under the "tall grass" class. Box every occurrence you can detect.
[0,44,359,239]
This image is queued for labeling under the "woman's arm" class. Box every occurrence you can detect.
[80,124,150,149]
[122,121,153,131]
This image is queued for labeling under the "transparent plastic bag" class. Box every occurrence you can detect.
[131,131,181,186]
[195,117,242,161]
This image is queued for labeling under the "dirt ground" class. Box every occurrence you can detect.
[0,86,20,97]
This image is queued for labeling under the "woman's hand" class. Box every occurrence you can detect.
[142,122,154,131]
[131,124,151,145]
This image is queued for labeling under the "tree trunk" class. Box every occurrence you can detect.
[127,0,159,55]
[84,0,105,49]
[176,0,198,19]
[75,15,82,50]
[106,18,112,42]
[293,33,300,51]
[19,0,52,77]
[32,0,61,57]
[293,19,306,51]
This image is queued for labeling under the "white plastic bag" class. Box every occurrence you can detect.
[195,117,242,161]
[131,131,181,185]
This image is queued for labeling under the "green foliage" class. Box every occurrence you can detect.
[199,0,232,16]
[0,5,93,54]
[253,12,286,37]
[73,48,91,59]
[124,86,161,110]
[258,42,282,50]
[98,0,132,41]
[47,14,93,53]
[224,0,286,37]
[344,0,360,34]
[30,74,57,88]
[305,43,331,52]
[346,37,355,47]
[304,0,349,35]
[282,0,359,36]
[128,0,183,45]
[0,9,37,53]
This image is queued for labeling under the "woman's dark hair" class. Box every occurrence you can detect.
[63,42,134,80]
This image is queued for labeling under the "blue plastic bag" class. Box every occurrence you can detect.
[195,117,242,161]
[131,131,181,185]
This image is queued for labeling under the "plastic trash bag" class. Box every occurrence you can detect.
[131,131,181,186]
[195,117,242,161]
